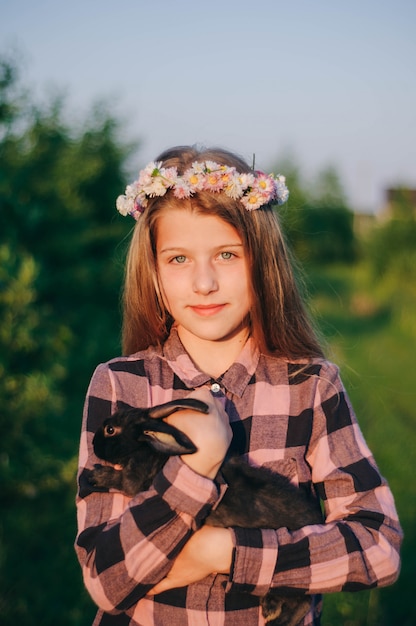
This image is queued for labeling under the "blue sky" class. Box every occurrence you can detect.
[1,0,415,212]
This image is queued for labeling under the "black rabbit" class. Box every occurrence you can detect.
[90,398,323,626]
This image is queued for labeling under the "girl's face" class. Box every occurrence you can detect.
[156,209,252,352]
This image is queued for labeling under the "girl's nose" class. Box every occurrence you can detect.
[192,263,219,294]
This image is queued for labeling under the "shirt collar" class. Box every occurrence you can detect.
[162,327,260,398]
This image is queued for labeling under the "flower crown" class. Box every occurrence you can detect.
[116,160,289,219]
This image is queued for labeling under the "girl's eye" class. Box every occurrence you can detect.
[220,251,233,260]
[172,255,187,264]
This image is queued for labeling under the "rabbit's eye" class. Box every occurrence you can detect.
[104,424,117,437]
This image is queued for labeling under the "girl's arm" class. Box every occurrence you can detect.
[75,366,230,613]
[225,361,403,597]
[148,525,233,595]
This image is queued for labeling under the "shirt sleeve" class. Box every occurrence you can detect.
[74,363,221,613]
[227,361,403,596]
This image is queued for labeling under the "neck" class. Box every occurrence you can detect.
[177,328,249,379]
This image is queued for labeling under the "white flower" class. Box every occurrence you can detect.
[239,173,255,190]
[275,180,289,205]
[204,160,221,172]
[162,166,179,186]
[145,177,169,197]
[116,195,130,216]
[183,167,205,191]
[191,161,206,174]
[276,185,289,205]
[253,174,275,195]
[224,173,245,199]
[115,160,289,217]
[241,192,266,211]
[146,161,162,175]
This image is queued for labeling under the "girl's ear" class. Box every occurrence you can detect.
[148,398,209,420]
[141,419,197,455]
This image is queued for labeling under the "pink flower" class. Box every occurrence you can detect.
[253,173,275,195]
[173,181,192,199]
[116,160,289,218]
[241,192,266,211]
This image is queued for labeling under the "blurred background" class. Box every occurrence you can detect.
[1,1,415,624]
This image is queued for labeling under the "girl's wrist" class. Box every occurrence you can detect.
[180,454,223,479]
[197,526,233,574]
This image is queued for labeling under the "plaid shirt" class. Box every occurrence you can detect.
[75,328,402,626]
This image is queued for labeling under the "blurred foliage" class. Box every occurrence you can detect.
[1,53,415,625]
[276,158,357,265]
[0,244,69,498]
[305,260,416,626]
[368,217,416,281]
[0,55,133,624]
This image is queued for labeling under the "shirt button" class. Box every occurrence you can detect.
[210,382,221,393]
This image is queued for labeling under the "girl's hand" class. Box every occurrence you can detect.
[166,388,232,479]
[148,526,233,595]
[149,392,233,594]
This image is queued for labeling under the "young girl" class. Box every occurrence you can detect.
[75,145,402,625]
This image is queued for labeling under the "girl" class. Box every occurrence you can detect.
[75,146,402,625]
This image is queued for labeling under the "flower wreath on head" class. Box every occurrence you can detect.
[116,160,289,219]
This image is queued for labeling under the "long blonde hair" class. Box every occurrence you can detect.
[122,145,324,359]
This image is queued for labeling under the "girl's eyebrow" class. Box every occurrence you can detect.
[158,243,244,254]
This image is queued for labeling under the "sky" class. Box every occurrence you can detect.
[1,0,415,213]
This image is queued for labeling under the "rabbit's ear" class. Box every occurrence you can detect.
[140,419,197,455]
[148,398,209,420]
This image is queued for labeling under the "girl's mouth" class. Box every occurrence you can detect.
[190,304,226,317]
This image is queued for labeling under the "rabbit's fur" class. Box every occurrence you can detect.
[90,398,323,626]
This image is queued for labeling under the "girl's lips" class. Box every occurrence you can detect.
[190,304,226,317]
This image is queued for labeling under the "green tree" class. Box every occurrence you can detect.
[0,244,70,496]
[272,157,356,264]
[0,243,81,621]
[366,201,416,340]
[0,54,135,625]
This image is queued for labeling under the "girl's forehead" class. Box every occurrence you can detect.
[156,209,243,249]
[157,207,238,231]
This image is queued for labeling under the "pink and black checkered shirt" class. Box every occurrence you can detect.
[75,328,402,625]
